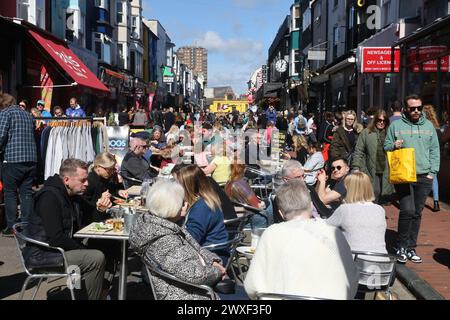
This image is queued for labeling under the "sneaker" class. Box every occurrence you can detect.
[1,227,14,237]
[407,249,422,263]
[396,248,408,263]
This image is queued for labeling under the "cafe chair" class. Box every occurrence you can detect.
[256,292,332,300]
[245,167,273,199]
[142,257,218,300]
[232,200,269,227]
[351,251,397,300]
[12,222,77,300]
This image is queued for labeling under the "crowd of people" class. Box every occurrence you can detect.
[0,90,446,300]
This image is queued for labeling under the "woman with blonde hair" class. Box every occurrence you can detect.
[330,110,363,162]
[202,142,231,185]
[283,134,309,165]
[423,104,442,212]
[174,165,229,259]
[326,172,387,254]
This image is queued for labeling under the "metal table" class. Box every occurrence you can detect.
[74,223,129,300]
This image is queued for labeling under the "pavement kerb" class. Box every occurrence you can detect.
[395,263,445,300]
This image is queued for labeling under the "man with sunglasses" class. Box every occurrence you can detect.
[317,158,350,212]
[384,94,440,264]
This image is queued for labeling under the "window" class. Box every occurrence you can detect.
[118,43,125,67]
[131,16,140,39]
[293,5,300,30]
[302,8,311,30]
[18,0,30,21]
[95,0,109,9]
[333,26,339,59]
[130,51,135,74]
[116,1,124,24]
[293,49,301,75]
[36,0,45,28]
[315,2,322,24]
[93,34,112,65]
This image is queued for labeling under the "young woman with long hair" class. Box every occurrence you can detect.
[423,104,442,212]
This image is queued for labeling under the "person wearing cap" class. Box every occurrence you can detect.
[120,136,158,187]
[36,100,52,118]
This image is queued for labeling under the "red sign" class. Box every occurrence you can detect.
[361,47,400,73]
[408,46,450,72]
[28,30,109,93]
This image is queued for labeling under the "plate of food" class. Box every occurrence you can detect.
[91,222,113,232]
[236,246,256,259]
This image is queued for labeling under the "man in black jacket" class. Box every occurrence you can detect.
[25,159,106,300]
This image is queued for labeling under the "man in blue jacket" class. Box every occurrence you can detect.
[66,97,86,117]
[384,94,440,264]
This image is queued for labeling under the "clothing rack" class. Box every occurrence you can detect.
[34,117,95,122]
[33,117,107,126]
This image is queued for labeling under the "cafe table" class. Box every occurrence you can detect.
[74,223,130,300]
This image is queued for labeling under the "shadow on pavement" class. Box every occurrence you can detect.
[433,248,450,270]
[0,272,28,299]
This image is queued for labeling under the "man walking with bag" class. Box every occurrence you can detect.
[384,94,440,264]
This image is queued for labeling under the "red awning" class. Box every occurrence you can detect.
[28,29,110,93]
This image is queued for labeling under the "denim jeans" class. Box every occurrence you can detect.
[432,176,439,201]
[2,162,36,228]
[394,175,433,249]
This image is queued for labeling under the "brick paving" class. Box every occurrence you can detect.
[384,198,450,300]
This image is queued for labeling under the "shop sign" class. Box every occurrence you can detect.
[106,126,130,166]
[408,46,450,72]
[361,47,400,73]
[308,50,326,61]
[162,66,174,83]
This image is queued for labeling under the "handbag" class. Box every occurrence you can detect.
[386,148,417,184]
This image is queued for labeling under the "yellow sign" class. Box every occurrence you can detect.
[209,100,248,114]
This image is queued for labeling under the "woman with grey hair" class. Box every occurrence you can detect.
[129,179,226,300]
[244,180,359,300]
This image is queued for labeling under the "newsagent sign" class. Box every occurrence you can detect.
[361,47,400,73]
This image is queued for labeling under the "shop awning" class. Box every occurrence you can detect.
[28,29,110,93]
[103,67,128,80]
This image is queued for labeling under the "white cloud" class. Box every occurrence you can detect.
[194,31,263,64]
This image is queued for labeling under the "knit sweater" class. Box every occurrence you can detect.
[326,202,387,254]
[244,218,359,300]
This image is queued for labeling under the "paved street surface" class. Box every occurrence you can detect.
[1,225,415,300]
[385,198,450,299]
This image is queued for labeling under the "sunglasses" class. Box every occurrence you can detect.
[331,166,342,171]
[376,119,386,123]
[407,106,423,112]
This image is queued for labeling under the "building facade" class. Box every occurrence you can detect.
[176,46,208,85]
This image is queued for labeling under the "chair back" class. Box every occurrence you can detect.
[256,292,331,300]
[141,257,217,300]
[12,223,31,276]
[352,251,396,291]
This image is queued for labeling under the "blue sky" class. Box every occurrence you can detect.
[143,0,294,95]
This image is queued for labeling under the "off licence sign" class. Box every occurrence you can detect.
[362,47,400,73]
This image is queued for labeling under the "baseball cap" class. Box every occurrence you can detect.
[37,100,45,106]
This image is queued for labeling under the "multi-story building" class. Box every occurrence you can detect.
[129,0,143,81]
[144,19,176,108]
[176,46,208,85]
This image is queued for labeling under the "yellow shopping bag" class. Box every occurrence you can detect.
[386,148,417,184]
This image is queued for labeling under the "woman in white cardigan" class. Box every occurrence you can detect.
[244,180,359,300]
